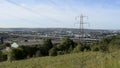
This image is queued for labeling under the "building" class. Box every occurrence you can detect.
[11,42,19,48]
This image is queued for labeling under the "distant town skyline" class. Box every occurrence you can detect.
[0,0,120,29]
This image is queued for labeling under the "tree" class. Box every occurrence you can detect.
[42,38,53,49]
[4,43,11,47]
[7,48,26,61]
[19,46,38,58]
[40,38,53,56]
[57,37,75,53]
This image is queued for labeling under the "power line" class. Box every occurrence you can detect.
[50,0,79,14]
[0,12,34,23]
[49,0,65,10]
[5,0,38,14]
[48,0,73,16]
[5,0,63,23]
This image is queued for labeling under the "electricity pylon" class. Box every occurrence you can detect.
[75,14,88,43]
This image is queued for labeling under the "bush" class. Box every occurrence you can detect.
[57,44,65,51]
[73,45,82,53]
[90,43,109,52]
[91,45,99,51]
[99,45,109,52]
[19,46,38,58]
[57,51,64,55]
[49,47,57,56]
[7,48,26,61]
[35,50,42,57]
[0,44,6,50]
[39,46,49,56]
[73,44,91,53]
[4,43,11,47]
[57,37,76,53]
[0,51,7,62]
[83,45,91,51]
[7,49,15,61]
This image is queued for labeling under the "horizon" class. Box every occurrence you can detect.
[0,27,119,31]
[0,0,120,29]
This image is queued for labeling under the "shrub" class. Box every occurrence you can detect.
[4,43,11,47]
[73,45,82,53]
[39,46,49,56]
[35,50,42,57]
[57,37,75,53]
[99,45,109,52]
[7,49,15,61]
[7,48,26,61]
[57,44,65,51]
[19,46,38,58]
[49,47,57,56]
[91,45,99,51]
[57,51,64,55]
[73,43,91,53]
[0,51,7,62]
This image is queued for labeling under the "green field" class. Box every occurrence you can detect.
[0,51,120,68]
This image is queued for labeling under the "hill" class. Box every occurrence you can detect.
[0,28,112,32]
[0,51,120,68]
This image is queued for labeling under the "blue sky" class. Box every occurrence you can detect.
[0,0,120,29]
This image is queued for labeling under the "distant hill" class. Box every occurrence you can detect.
[0,28,114,33]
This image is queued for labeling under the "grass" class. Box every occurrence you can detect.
[0,51,120,68]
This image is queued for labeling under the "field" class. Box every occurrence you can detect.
[0,51,120,68]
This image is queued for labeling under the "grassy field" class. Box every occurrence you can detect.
[0,51,120,68]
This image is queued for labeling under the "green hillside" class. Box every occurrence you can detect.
[0,51,120,68]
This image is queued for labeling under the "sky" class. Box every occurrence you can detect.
[0,0,120,29]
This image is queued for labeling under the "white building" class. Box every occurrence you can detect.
[11,42,19,48]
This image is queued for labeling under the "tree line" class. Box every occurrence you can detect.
[0,35,120,62]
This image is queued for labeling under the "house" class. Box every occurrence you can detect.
[6,47,11,51]
[11,42,19,48]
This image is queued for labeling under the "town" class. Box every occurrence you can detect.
[0,28,119,48]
